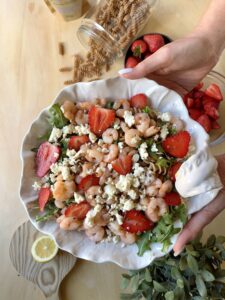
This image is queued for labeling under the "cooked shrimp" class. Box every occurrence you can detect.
[146,197,168,222]
[52,180,76,202]
[85,149,104,163]
[144,126,160,138]
[171,117,184,132]
[120,122,129,133]
[102,128,119,144]
[94,98,107,106]
[95,209,110,226]
[152,178,162,188]
[120,232,136,245]
[135,113,150,134]
[99,167,111,185]
[113,99,130,110]
[59,216,81,231]
[125,129,141,148]
[85,226,105,242]
[158,180,173,197]
[108,222,123,236]
[77,101,93,110]
[85,186,102,206]
[146,185,158,197]
[140,197,150,207]
[121,146,138,156]
[104,144,119,162]
[54,200,65,209]
[75,110,88,125]
[80,162,94,177]
[61,100,77,124]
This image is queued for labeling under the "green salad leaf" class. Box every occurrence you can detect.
[35,201,59,222]
[48,103,69,129]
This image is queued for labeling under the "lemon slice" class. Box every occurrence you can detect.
[31,235,58,263]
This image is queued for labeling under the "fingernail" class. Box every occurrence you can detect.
[118,68,133,75]
[173,247,184,257]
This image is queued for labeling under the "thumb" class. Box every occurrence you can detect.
[119,49,168,79]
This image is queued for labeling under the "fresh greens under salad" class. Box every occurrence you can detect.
[32,93,192,255]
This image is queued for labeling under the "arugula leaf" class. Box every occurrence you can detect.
[35,201,59,222]
[48,104,69,129]
[59,139,69,161]
[142,106,151,114]
[137,232,151,256]
[105,101,114,109]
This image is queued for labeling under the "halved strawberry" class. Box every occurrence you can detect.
[193,98,202,109]
[168,162,182,181]
[36,142,60,178]
[122,210,154,233]
[164,192,181,206]
[203,96,219,109]
[204,106,219,120]
[131,40,148,57]
[78,175,100,191]
[186,97,194,108]
[212,120,221,129]
[188,108,203,121]
[162,131,191,158]
[125,56,141,68]
[130,93,148,109]
[88,106,115,136]
[38,187,51,212]
[197,114,212,133]
[193,82,204,90]
[68,135,89,151]
[193,90,204,99]
[65,201,91,220]
[143,34,165,53]
[205,83,223,101]
[112,155,132,175]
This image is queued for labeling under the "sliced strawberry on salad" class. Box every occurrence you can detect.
[88,106,115,136]
[65,201,91,220]
[130,93,148,109]
[164,192,182,206]
[162,131,191,158]
[36,142,60,178]
[112,155,132,175]
[68,135,89,151]
[78,175,100,191]
[38,187,51,212]
[168,162,182,181]
[122,210,154,234]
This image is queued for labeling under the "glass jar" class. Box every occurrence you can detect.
[77,0,158,58]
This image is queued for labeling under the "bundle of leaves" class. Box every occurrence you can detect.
[121,234,225,300]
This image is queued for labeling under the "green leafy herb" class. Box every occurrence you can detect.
[105,101,114,109]
[142,106,151,114]
[31,147,39,153]
[60,139,69,161]
[48,103,69,129]
[35,201,59,222]
[121,234,225,300]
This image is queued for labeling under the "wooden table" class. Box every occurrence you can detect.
[1,0,225,299]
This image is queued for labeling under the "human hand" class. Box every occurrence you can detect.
[119,32,219,95]
[173,154,225,256]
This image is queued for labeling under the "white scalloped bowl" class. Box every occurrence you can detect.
[20,77,222,270]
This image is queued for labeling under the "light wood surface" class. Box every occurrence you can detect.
[0,1,225,300]
[9,221,76,300]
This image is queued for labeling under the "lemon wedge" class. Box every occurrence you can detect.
[31,235,58,263]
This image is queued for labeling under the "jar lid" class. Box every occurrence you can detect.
[77,19,123,57]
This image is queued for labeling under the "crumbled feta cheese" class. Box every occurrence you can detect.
[128,189,137,200]
[66,149,76,157]
[133,177,140,188]
[62,124,76,137]
[124,111,135,127]
[84,209,96,228]
[32,181,42,191]
[151,143,158,153]
[70,165,80,173]
[114,123,120,130]
[50,163,60,174]
[115,174,133,192]
[159,112,172,122]
[50,173,57,183]
[108,163,112,170]
[89,132,97,143]
[74,192,85,203]
[61,166,71,180]
[118,142,124,149]
[49,127,62,143]
[160,124,169,140]
[104,184,117,197]
[133,163,145,177]
[132,154,140,163]
[154,134,159,141]
[98,139,104,146]
[145,170,155,185]
[113,236,120,244]
[94,204,102,214]
[75,124,90,135]
[139,142,148,160]
[115,213,123,225]
[123,200,135,211]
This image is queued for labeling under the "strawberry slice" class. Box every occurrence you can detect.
[193,90,204,99]
[65,201,91,220]
[68,135,89,151]
[205,83,223,101]
[197,114,212,133]
[112,155,132,175]
[164,192,181,206]
[193,98,202,109]
[193,82,204,90]
[168,162,182,181]
[88,106,115,136]
[162,131,191,158]
[38,187,51,212]
[203,96,219,109]
[125,56,140,68]
[188,108,203,121]
[186,97,194,108]
[78,175,100,191]
[130,93,148,109]
[131,40,148,57]
[122,210,154,233]
[143,34,165,53]
[212,120,221,129]
[204,106,219,120]
[36,142,60,178]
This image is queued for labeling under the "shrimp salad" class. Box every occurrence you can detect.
[33,93,191,255]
